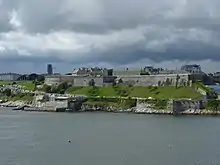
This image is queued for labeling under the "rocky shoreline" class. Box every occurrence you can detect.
[0,100,29,108]
[1,100,220,116]
[74,104,220,116]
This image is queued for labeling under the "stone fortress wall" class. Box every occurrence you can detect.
[117,74,190,86]
[44,75,103,86]
[73,77,103,86]
[45,73,190,87]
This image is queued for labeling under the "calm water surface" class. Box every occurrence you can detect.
[0,108,220,165]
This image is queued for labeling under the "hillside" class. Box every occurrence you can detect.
[0,81,35,90]
[67,86,202,99]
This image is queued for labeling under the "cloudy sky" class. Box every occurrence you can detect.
[0,0,220,73]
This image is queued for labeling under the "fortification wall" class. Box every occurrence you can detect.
[172,99,204,114]
[118,74,189,86]
[44,74,190,87]
[73,77,103,86]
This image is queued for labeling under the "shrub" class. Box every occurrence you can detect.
[205,100,220,111]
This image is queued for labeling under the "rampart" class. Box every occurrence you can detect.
[117,74,190,86]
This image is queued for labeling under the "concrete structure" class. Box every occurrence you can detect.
[141,66,164,75]
[172,99,204,114]
[47,64,53,75]
[30,94,85,112]
[44,75,74,85]
[135,98,204,114]
[0,73,21,81]
[181,64,202,73]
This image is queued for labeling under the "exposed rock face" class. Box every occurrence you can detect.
[80,104,135,113]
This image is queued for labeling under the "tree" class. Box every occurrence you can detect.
[56,82,68,94]
[88,79,95,86]
[206,100,220,112]
[161,81,165,86]
[157,81,161,86]
[165,78,170,86]
[183,81,187,87]
[17,75,27,81]
[175,74,180,88]
[187,80,190,87]
[28,73,38,80]
[88,86,99,96]
[42,85,51,93]
[4,88,12,97]
[37,75,45,82]
[50,86,58,93]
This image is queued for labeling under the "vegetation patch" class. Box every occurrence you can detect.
[205,100,220,111]
[113,85,132,97]
[40,82,71,94]
[192,81,211,92]
[0,93,34,102]
[67,86,201,99]
[0,81,35,90]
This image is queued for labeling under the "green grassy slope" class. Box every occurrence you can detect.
[67,86,202,99]
[0,81,35,90]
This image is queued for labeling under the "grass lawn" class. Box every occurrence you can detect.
[17,81,35,90]
[0,81,35,90]
[67,86,202,99]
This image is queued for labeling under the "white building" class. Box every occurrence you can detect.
[0,73,21,81]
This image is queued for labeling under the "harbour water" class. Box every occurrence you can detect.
[0,108,220,165]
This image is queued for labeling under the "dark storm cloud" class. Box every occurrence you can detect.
[1,0,219,34]
[1,0,220,72]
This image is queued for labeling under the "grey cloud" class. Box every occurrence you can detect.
[2,0,220,34]
[1,0,220,72]
[1,0,220,33]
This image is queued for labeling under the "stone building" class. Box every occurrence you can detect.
[44,75,74,85]
[181,64,202,73]
[116,74,190,86]
[72,67,112,77]
[0,73,21,81]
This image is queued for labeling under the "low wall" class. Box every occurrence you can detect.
[172,99,204,114]
[31,101,68,112]
[68,100,82,111]
[135,98,205,114]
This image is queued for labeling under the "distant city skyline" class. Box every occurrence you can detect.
[0,59,218,74]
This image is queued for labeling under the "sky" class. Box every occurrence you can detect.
[0,0,220,73]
